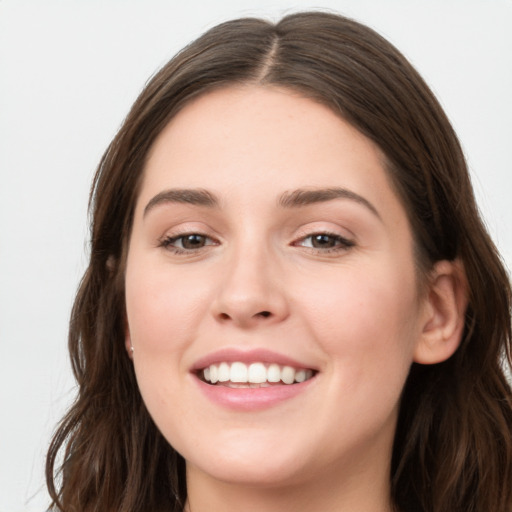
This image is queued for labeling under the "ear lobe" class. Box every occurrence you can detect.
[106,255,116,272]
[413,259,468,365]
[125,324,134,360]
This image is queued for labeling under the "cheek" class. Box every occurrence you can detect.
[297,265,421,380]
[124,261,199,436]
[125,259,210,354]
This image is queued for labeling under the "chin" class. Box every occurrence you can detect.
[179,433,312,487]
[188,457,306,488]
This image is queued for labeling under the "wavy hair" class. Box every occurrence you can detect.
[46,11,512,512]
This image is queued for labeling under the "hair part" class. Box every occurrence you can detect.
[47,11,512,512]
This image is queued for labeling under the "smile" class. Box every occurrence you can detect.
[201,362,315,387]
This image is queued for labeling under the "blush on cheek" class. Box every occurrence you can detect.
[126,271,203,352]
[304,274,418,361]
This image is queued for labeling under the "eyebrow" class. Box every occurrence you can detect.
[143,186,380,219]
[143,188,219,217]
[278,187,381,219]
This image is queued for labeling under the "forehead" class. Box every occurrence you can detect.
[143,86,384,185]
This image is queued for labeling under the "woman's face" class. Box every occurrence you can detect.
[125,86,430,489]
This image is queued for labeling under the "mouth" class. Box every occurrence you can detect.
[198,361,316,388]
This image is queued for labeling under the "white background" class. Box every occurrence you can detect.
[0,1,511,510]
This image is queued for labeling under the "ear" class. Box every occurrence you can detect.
[106,255,116,272]
[413,259,468,365]
[125,322,134,360]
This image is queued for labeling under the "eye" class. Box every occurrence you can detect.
[160,233,217,252]
[295,232,354,251]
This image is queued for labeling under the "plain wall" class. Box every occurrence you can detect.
[0,1,511,510]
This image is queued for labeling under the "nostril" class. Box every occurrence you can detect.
[257,311,271,318]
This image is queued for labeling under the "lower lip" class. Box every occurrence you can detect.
[194,376,315,411]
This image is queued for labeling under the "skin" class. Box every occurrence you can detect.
[124,85,465,512]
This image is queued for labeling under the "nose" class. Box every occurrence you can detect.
[211,245,289,328]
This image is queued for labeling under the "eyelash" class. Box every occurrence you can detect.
[158,231,355,255]
[159,233,218,254]
[294,232,355,253]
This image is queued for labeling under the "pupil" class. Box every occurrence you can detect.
[313,234,335,248]
[183,234,204,249]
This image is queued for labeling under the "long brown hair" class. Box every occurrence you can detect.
[46,12,512,512]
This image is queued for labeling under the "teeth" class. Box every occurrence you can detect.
[267,363,281,382]
[248,362,267,383]
[295,369,306,383]
[281,366,295,384]
[230,362,247,383]
[210,364,218,384]
[201,362,314,385]
[218,362,230,382]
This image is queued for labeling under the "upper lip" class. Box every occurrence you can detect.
[191,348,316,372]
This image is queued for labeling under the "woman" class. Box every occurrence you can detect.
[46,11,512,512]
